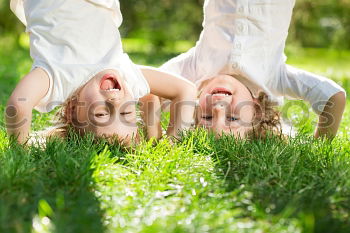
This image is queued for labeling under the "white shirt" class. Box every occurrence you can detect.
[11,0,150,112]
[161,0,345,114]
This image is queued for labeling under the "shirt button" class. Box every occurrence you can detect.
[235,42,242,49]
[237,23,244,33]
[232,62,239,69]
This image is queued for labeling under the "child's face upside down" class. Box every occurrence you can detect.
[197,74,256,138]
[72,69,138,141]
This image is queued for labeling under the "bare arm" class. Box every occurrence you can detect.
[140,66,196,138]
[271,65,346,139]
[139,94,162,140]
[314,91,346,139]
[6,68,50,144]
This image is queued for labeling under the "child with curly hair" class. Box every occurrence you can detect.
[161,0,346,138]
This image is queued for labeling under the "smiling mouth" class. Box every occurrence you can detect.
[211,87,232,96]
[100,74,121,91]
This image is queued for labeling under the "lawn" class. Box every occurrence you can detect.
[0,36,350,233]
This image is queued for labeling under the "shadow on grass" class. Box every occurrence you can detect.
[207,134,350,233]
[0,134,126,233]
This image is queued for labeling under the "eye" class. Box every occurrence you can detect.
[120,112,132,116]
[95,112,109,118]
[201,116,213,120]
[227,116,239,122]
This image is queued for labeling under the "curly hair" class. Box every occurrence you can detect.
[48,86,83,138]
[247,91,282,139]
[40,87,140,147]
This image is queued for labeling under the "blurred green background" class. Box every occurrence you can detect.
[2,0,350,49]
[1,0,350,68]
[1,0,350,58]
[0,0,349,104]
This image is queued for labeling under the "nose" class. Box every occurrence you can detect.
[213,105,225,117]
[212,103,226,124]
[108,97,120,102]
[106,98,122,109]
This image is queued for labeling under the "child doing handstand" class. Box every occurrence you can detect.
[161,0,346,138]
[6,0,196,144]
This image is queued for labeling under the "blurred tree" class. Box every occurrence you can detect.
[0,0,349,49]
[120,0,204,51]
[0,0,24,35]
[289,0,350,49]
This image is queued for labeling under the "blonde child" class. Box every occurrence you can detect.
[6,0,196,144]
[161,0,346,138]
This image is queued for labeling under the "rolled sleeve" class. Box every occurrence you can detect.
[306,76,346,114]
[269,64,346,115]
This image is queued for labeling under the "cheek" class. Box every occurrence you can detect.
[124,107,138,123]
[79,83,102,105]
[84,92,99,105]
[198,95,210,111]
[237,104,255,124]
[119,98,137,111]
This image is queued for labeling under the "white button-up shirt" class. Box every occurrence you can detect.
[10,0,150,112]
[161,0,345,114]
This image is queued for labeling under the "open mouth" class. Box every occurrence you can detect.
[210,87,232,96]
[100,74,121,91]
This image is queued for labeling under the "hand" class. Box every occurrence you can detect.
[139,94,162,140]
[140,67,197,138]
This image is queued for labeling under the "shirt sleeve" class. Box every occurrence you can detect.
[160,47,197,83]
[269,64,346,114]
[10,0,27,25]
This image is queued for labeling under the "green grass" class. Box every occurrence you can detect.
[1,37,350,233]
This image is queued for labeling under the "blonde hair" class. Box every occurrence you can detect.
[50,86,83,138]
[42,87,141,147]
[247,91,282,139]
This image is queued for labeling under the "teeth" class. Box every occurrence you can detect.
[212,93,230,96]
[107,88,120,92]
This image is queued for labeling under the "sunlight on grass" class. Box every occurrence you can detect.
[1,38,350,232]
[0,130,9,152]
[91,138,302,232]
[31,200,54,233]
[286,46,350,81]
